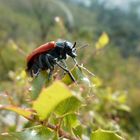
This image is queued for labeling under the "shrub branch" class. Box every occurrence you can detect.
[45,123,79,140]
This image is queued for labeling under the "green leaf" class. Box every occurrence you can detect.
[73,125,83,138]
[63,114,80,131]
[31,72,49,100]
[0,105,34,120]
[55,96,81,116]
[62,66,87,85]
[0,125,54,140]
[91,129,124,140]
[117,104,131,112]
[33,81,73,120]
[52,133,59,140]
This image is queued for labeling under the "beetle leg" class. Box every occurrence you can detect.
[45,54,52,68]
[48,69,54,80]
[32,66,40,77]
[60,60,68,75]
[38,55,44,68]
[32,69,40,77]
[31,62,40,77]
[55,61,76,82]
[60,60,68,69]
[45,54,54,80]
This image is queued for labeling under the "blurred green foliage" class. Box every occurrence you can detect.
[0,0,140,139]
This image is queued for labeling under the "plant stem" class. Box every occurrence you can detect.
[45,123,80,140]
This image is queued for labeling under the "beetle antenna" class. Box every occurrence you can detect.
[77,44,88,50]
[72,42,76,48]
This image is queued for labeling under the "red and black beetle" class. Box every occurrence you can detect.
[26,41,77,82]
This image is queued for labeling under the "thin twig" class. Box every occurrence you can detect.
[79,64,95,77]
[0,104,80,139]
[46,123,80,140]
[5,91,16,105]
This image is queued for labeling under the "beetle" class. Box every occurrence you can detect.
[26,40,78,82]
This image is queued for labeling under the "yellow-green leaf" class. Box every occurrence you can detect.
[64,114,80,130]
[0,105,34,120]
[55,96,81,116]
[33,81,73,120]
[91,129,124,140]
[96,32,109,49]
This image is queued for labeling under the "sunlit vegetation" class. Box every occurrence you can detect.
[0,0,140,139]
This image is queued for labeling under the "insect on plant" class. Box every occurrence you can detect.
[26,41,79,82]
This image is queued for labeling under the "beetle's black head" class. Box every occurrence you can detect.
[63,41,77,58]
[56,41,77,58]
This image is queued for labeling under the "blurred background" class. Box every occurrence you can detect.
[0,0,140,139]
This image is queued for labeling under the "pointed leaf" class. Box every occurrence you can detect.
[96,32,109,49]
[91,129,124,140]
[0,105,34,120]
[31,72,49,100]
[0,125,54,140]
[33,81,73,120]
[55,96,81,116]
[73,125,83,138]
[64,114,80,132]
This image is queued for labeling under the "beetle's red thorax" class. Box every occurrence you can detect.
[27,41,56,63]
